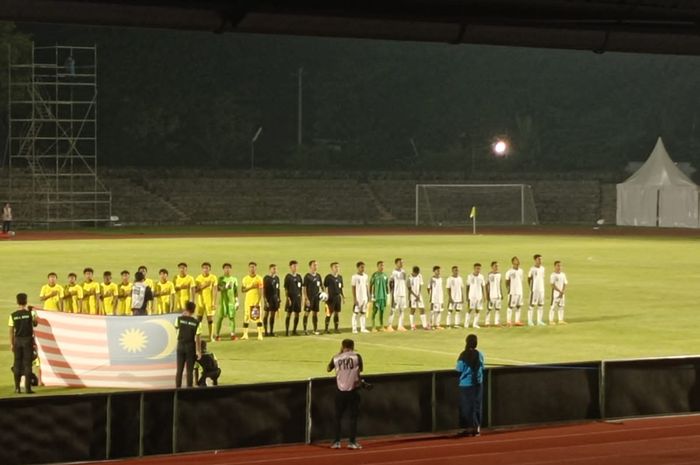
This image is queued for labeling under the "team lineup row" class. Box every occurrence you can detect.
[34,255,569,340]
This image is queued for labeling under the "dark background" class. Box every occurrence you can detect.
[3,22,700,173]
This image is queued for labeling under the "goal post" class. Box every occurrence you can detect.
[415,184,539,226]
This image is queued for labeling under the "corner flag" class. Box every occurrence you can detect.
[469,206,476,219]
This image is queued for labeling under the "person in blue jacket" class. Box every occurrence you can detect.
[456,333,484,436]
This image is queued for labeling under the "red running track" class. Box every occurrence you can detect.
[75,415,700,465]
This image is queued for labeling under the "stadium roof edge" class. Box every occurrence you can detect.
[5,0,700,55]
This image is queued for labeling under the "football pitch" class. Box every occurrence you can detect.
[1,228,699,397]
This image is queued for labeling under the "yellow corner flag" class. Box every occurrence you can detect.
[469,206,476,219]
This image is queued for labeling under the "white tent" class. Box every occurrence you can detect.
[616,137,699,228]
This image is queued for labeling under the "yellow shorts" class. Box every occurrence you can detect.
[196,301,215,318]
[244,305,262,323]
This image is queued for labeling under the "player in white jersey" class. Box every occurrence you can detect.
[528,254,546,326]
[505,256,525,327]
[387,258,408,332]
[351,261,371,333]
[427,265,444,329]
[445,265,464,328]
[408,266,427,330]
[549,260,568,325]
[484,261,502,327]
[466,263,486,329]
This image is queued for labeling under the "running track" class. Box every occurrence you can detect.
[75,415,700,465]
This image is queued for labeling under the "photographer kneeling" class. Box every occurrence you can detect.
[327,338,365,450]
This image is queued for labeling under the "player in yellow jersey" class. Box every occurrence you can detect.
[63,273,84,313]
[116,270,133,316]
[39,272,64,311]
[81,267,101,315]
[174,262,195,311]
[195,262,218,341]
[241,261,264,341]
[137,265,155,314]
[154,268,176,314]
[100,271,119,315]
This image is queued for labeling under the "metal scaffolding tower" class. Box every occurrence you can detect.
[7,44,111,227]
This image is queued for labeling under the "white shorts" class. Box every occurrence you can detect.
[410,296,424,309]
[392,295,407,311]
[509,294,523,308]
[448,302,463,311]
[353,301,368,314]
[530,290,545,306]
[552,294,566,308]
[488,298,502,310]
[469,299,483,311]
[431,303,443,312]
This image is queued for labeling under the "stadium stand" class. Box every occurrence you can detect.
[2,168,618,226]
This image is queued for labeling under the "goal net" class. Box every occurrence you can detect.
[415,184,539,226]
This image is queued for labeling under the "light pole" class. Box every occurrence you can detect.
[251,126,263,170]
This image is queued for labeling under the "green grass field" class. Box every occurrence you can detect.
[1,229,699,398]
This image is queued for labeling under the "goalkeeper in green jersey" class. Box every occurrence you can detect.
[369,261,389,331]
[215,263,239,341]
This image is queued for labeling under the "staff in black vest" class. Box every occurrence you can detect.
[8,293,37,394]
[175,301,202,388]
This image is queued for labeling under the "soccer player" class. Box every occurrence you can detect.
[284,260,303,336]
[100,271,119,315]
[484,261,502,327]
[446,265,464,329]
[215,263,239,341]
[369,261,388,332]
[137,266,155,314]
[195,262,218,340]
[387,258,408,332]
[302,260,323,335]
[350,261,370,334]
[408,266,427,330]
[116,271,132,316]
[131,271,154,316]
[39,272,64,312]
[324,262,344,334]
[175,301,202,388]
[263,264,281,336]
[428,266,444,329]
[174,262,195,312]
[241,261,264,340]
[505,257,525,327]
[63,273,83,314]
[81,267,101,315]
[466,263,486,329]
[549,260,568,325]
[154,268,176,314]
[528,254,546,326]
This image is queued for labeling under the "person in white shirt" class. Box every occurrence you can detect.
[528,254,546,326]
[408,266,427,330]
[505,256,524,327]
[549,260,568,325]
[466,263,486,329]
[387,258,408,332]
[427,265,444,329]
[484,261,502,327]
[446,265,464,329]
[350,262,370,334]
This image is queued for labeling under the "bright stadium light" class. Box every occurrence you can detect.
[492,139,508,156]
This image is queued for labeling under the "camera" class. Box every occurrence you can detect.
[360,379,373,391]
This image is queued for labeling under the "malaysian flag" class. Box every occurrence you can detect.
[35,310,179,389]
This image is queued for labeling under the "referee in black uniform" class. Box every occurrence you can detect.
[8,293,37,394]
[263,264,281,337]
[175,301,202,388]
[303,260,323,335]
[324,262,344,334]
[284,260,303,336]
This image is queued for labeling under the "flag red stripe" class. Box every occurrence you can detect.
[39,345,109,359]
[34,330,107,346]
[43,371,175,382]
[43,359,175,371]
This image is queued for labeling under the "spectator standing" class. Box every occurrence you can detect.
[456,334,484,436]
[327,339,363,450]
[2,202,12,233]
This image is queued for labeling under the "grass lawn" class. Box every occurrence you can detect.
[1,231,699,397]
